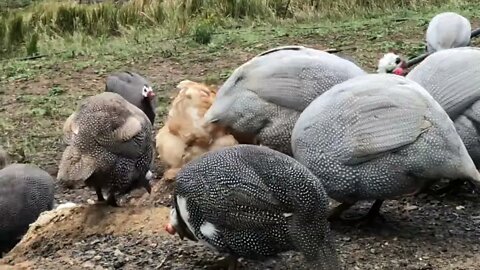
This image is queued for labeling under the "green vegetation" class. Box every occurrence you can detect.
[0,0,476,59]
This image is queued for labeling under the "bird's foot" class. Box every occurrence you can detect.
[106,193,119,207]
[205,256,239,270]
[423,180,468,196]
[95,187,105,202]
[327,202,355,222]
[330,200,387,228]
[340,211,387,228]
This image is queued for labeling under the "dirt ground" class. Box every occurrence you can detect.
[1,17,480,270]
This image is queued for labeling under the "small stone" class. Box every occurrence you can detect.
[342,237,351,242]
[114,249,124,257]
[94,255,102,261]
[404,205,418,211]
[82,261,95,269]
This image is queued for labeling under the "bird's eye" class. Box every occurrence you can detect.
[395,57,401,64]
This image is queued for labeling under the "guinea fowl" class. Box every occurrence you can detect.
[291,74,480,224]
[407,47,480,193]
[0,162,55,254]
[57,92,154,207]
[426,12,471,53]
[203,45,367,155]
[165,145,340,270]
[376,12,472,76]
[105,71,157,125]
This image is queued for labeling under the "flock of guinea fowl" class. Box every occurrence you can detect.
[1,10,480,269]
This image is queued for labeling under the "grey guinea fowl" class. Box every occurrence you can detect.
[203,45,367,156]
[0,163,55,254]
[426,12,471,53]
[105,71,157,125]
[407,47,480,192]
[291,74,480,223]
[165,145,340,270]
[57,92,153,207]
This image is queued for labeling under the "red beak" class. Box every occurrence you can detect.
[165,223,176,235]
[393,67,405,76]
[147,91,156,98]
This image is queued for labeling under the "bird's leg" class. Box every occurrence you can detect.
[95,187,105,202]
[206,256,239,270]
[106,192,119,207]
[434,180,464,195]
[334,200,386,227]
[363,199,385,224]
[327,202,355,222]
[422,179,467,196]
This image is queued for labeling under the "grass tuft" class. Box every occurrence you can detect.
[0,0,473,58]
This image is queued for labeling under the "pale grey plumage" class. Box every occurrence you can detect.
[407,47,480,167]
[106,71,157,124]
[291,74,480,218]
[57,92,153,206]
[203,45,367,155]
[168,145,339,269]
[426,12,471,53]
[0,163,55,253]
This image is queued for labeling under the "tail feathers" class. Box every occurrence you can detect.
[459,152,480,189]
[307,236,342,270]
[288,216,341,270]
[57,146,96,186]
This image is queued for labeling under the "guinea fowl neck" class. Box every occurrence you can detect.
[141,98,156,124]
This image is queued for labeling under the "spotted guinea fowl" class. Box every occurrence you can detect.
[426,12,471,53]
[407,47,480,193]
[203,45,367,155]
[105,71,157,125]
[291,74,480,223]
[165,145,340,270]
[57,92,153,206]
[0,161,55,254]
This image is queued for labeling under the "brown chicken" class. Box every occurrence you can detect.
[155,80,239,181]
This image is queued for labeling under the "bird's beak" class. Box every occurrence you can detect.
[147,91,155,99]
[392,67,405,76]
[165,223,177,235]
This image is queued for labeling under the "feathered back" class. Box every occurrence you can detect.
[426,12,471,53]
[170,79,218,117]
[292,74,479,190]
[407,47,480,119]
[203,45,366,133]
[57,92,152,184]
[0,164,55,236]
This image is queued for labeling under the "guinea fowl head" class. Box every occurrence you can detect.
[142,85,155,100]
[377,52,408,76]
[165,203,197,242]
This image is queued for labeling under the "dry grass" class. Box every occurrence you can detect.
[0,0,472,58]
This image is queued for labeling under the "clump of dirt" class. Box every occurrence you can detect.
[1,205,171,264]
